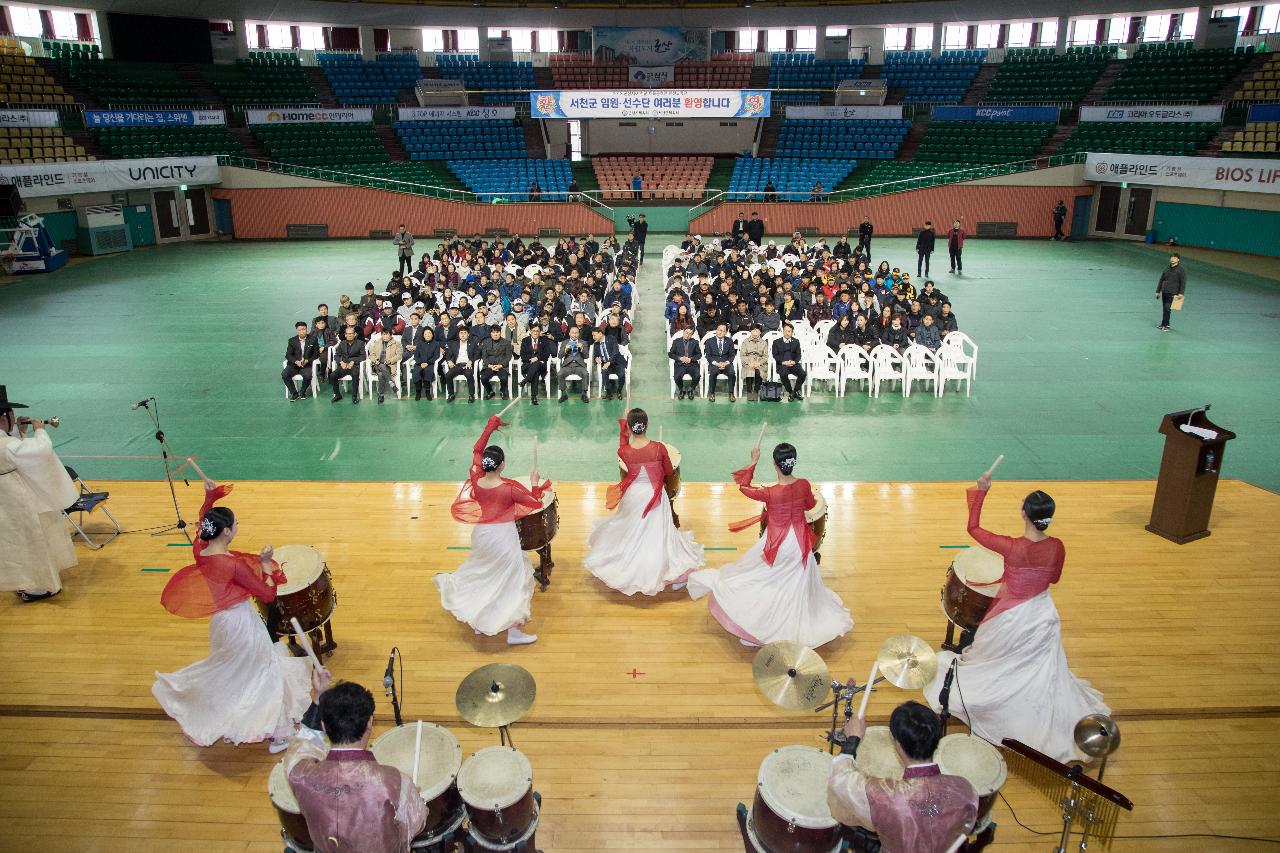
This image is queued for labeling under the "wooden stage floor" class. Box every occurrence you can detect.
[1,478,1278,852]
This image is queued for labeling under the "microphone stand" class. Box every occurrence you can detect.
[938,658,959,735]
[133,397,190,543]
[384,646,404,727]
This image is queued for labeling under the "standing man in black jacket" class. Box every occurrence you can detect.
[631,214,649,265]
[282,322,318,401]
[772,323,807,402]
[1052,200,1068,241]
[915,220,936,277]
[731,211,749,243]
[858,215,874,258]
[1155,253,1186,332]
[746,211,766,246]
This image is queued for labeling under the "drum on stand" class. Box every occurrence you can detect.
[268,759,315,853]
[259,544,338,657]
[371,722,465,847]
[457,746,538,848]
[617,442,683,526]
[935,734,1008,833]
[940,545,1003,651]
[758,489,829,563]
[746,745,841,853]
[511,476,558,591]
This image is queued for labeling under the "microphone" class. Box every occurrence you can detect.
[939,659,958,716]
[383,649,396,691]
[132,398,150,410]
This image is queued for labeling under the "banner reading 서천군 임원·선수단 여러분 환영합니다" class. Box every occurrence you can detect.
[530,90,770,119]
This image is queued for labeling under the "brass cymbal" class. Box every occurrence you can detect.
[752,641,830,710]
[455,663,536,728]
[876,634,938,690]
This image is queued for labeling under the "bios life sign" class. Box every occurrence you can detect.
[1085,153,1280,195]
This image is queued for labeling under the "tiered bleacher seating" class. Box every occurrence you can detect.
[862,160,992,186]
[1222,121,1280,157]
[768,54,866,104]
[447,158,572,202]
[339,161,465,190]
[775,118,910,160]
[90,125,242,159]
[0,127,88,163]
[251,122,388,166]
[0,37,73,105]
[676,54,753,88]
[318,52,421,105]
[203,54,317,106]
[913,120,1053,164]
[42,39,100,61]
[56,58,201,107]
[984,46,1115,104]
[393,119,526,160]
[1058,121,1218,155]
[1232,52,1280,103]
[881,50,985,104]
[729,156,857,201]
[593,156,712,200]
[434,56,533,104]
[1103,43,1251,102]
[549,55,751,89]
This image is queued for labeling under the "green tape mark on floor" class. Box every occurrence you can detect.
[166,542,189,547]
[704,547,738,551]
[446,546,472,551]
[140,567,171,572]
[939,545,971,549]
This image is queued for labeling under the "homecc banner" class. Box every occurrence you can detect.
[86,110,226,128]
[531,90,769,119]
[398,107,516,121]
[1247,103,1280,123]
[592,27,708,65]
[933,105,1060,122]
[1079,105,1224,123]
[246,108,373,124]
[786,105,903,120]
[0,156,220,197]
[0,109,59,128]
[629,66,674,88]
[1085,152,1280,195]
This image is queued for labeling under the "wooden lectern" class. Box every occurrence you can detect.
[1147,406,1235,544]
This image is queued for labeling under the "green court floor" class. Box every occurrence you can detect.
[1,235,1277,490]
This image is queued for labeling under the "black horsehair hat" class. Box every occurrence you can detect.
[0,385,29,412]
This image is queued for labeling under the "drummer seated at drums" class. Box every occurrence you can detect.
[827,701,978,853]
[285,672,429,853]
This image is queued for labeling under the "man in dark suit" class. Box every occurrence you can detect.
[440,326,476,403]
[668,327,702,400]
[478,326,513,401]
[772,323,807,402]
[592,327,628,400]
[746,211,765,246]
[557,325,591,403]
[282,322,318,401]
[731,211,749,242]
[519,324,554,406]
[309,318,337,381]
[331,326,365,404]
[705,323,737,402]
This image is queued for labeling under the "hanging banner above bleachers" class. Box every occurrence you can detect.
[0,109,59,128]
[933,105,1060,122]
[530,90,770,119]
[1079,105,1225,123]
[592,27,708,65]
[786,106,903,120]
[398,107,516,121]
[1246,104,1280,123]
[1085,152,1280,195]
[85,110,226,128]
[246,108,373,124]
[0,156,220,197]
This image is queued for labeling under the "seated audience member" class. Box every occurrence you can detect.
[557,325,591,403]
[341,313,365,342]
[915,313,942,351]
[603,312,630,347]
[310,318,337,380]
[440,326,477,403]
[668,327,702,400]
[335,295,357,322]
[697,304,723,338]
[883,315,910,352]
[853,314,880,353]
[282,322,318,401]
[740,326,768,400]
[367,327,403,404]
[502,313,524,348]
[772,322,806,402]
[670,303,695,335]
[827,314,858,353]
[401,312,424,366]
[369,302,405,337]
[396,293,416,324]
[905,300,925,334]
[730,301,755,334]
[808,292,833,325]
[755,299,782,333]
[331,326,365,404]
[519,324,554,405]
[410,326,440,401]
[938,303,958,334]
[779,292,805,322]
[592,327,628,400]
[478,325,514,401]
[313,303,332,330]
[705,323,737,402]
[358,282,378,314]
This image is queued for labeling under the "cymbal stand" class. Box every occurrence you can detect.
[814,675,886,754]
[499,724,516,748]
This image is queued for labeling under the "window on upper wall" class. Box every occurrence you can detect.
[1106,16,1128,43]
[943,24,967,50]
[884,26,910,51]
[1171,11,1197,39]
[1259,4,1280,33]
[8,6,43,38]
[534,29,557,52]
[1006,22,1033,47]
[49,10,77,41]
[1212,6,1251,34]
[246,26,260,49]
[457,28,480,52]
[423,28,445,53]
[1071,19,1098,45]
[265,24,293,50]
[503,29,533,52]
[766,29,787,52]
[1038,19,1059,46]
[795,27,817,51]
[1143,14,1172,40]
[737,28,758,52]
[975,24,1001,49]
[914,24,935,49]
[298,26,325,51]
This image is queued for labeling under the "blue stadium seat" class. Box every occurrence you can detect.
[728,157,857,202]
[317,52,421,106]
[447,158,572,202]
[774,118,911,160]
[394,120,527,160]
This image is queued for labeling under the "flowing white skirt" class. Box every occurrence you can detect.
[435,521,535,635]
[584,470,705,596]
[686,529,852,649]
[152,599,312,746]
[926,591,1109,764]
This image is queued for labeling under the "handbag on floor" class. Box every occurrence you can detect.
[1171,294,1185,311]
[758,381,784,402]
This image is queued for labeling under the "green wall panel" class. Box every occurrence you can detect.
[610,205,690,234]
[1152,202,1280,258]
[123,204,156,247]
[41,210,78,249]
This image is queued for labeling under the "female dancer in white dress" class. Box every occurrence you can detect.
[435,414,549,645]
[584,408,705,596]
[687,442,852,648]
[924,470,1109,763]
[153,480,311,752]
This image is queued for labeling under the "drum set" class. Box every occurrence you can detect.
[268,662,543,853]
[257,544,339,658]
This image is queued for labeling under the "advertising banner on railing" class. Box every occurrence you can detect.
[629,66,674,88]
[84,109,226,128]
[1079,105,1225,123]
[530,90,769,119]
[786,105,903,120]
[1247,103,1280,123]
[933,105,1060,122]
[246,108,373,124]
[0,156,220,197]
[398,107,516,121]
[0,109,59,128]
[592,27,708,65]
[1085,152,1280,195]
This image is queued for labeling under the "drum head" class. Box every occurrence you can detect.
[268,759,301,814]
[458,746,533,810]
[273,545,325,594]
[953,546,1004,590]
[755,745,837,830]
[935,734,1007,796]
[806,491,828,524]
[371,723,463,802]
[856,726,905,781]
[510,476,556,509]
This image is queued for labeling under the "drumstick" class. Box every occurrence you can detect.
[530,436,539,482]
[983,455,1004,479]
[290,617,324,672]
[754,421,768,450]
[411,720,423,786]
[496,396,521,420]
[857,661,879,720]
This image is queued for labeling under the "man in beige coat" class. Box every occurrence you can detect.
[367,329,404,404]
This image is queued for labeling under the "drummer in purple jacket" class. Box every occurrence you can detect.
[828,701,977,853]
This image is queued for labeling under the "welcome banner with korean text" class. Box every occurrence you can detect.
[530,90,770,119]
[0,109,59,128]
[0,156,220,197]
[786,105,903,120]
[398,107,516,121]
[592,27,708,65]
[1085,152,1280,195]
[85,110,226,128]
[933,105,1060,122]
[246,108,373,124]
[629,66,674,88]
[1079,105,1224,123]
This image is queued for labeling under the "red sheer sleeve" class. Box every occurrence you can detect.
[966,488,1017,557]
[659,442,675,477]
[732,463,768,502]
[230,552,279,602]
[192,483,233,559]
[616,418,628,451]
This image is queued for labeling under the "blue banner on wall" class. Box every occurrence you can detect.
[1247,103,1280,123]
[85,110,226,128]
[933,105,1060,122]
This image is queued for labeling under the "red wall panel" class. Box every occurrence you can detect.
[690,185,1092,239]
[213,187,614,241]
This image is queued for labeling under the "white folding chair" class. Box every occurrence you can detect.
[515,355,553,399]
[364,347,404,400]
[837,346,873,397]
[941,331,979,380]
[869,344,906,398]
[761,330,783,380]
[804,349,841,396]
[937,348,974,397]
[702,336,737,398]
[328,345,360,398]
[281,357,319,399]
[903,344,940,398]
[550,356,590,399]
